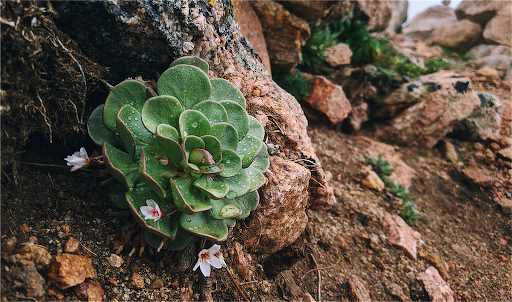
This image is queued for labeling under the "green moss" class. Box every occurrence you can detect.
[274,72,312,102]
[366,155,418,224]
[424,58,451,74]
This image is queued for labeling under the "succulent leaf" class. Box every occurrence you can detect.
[117,104,153,158]
[243,166,266,192]
[209,122,239,151]
[247,115,265,141]
[209,199,243,219]
[219,100,249,139]
[183,135,205,156]
[142,96,183,133]
[88,105,120,146]
[193,175,229,199]
[249,144,270,172]
[104,79,147,131]
[170,177,212,213]
[170,56,209,74]
[209,78,246,109]
[103,143,140,189]
[156,127,185,169]
[192,100,228,123]
[233,190,260,219]
[157,65,211,108]
[223,171,250,199]
[219,149,242,177]
[236,135,263,168]
[179,212,228,241]
[179,110,211,138]
[140,150,173,198]
[201,135,222,162]
[156,124,180,141]
[125,184,178,239]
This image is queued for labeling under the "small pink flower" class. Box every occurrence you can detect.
[140,199,162,222]
[64,147,90,172]
[193,244,227,277]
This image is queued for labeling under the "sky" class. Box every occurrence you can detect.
[407,0,463,20]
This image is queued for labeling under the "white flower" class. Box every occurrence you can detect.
[64,147,90,172]
[140,199,162,222]
[193,244,227,277]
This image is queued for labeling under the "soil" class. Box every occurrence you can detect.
[2,121,511,301]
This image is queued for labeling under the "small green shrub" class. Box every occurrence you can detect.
[424,58,451,74]
[366,155,418,224]
[301,25,339,72]
[274,72,312,102]
[87,56,269,250]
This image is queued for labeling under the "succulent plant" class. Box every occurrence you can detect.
[87,56,269,250]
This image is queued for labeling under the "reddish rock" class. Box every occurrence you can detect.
[417,266,454,302]
[454,92,503,141]
[48,253,97,289]
[382,212,422,259]
[361,167,385,191]
[252,1,310,72]
[440,140,459,164]
[302,292,317,302]
[48,287,65,300]
[231,242,253,280]
[430,19,482,50]
[498,146,512,161]
[76,280,104,302]
[324,43,352,67]
[131,272,145,289]
[462,166,495,187]
[64,237,80,254]
[279,0,335,22]
[484,7,512,47]
[403,5,457,39]
[232,0,271,72]
[3,237,17,256]
[305,76,352,125]
[14,243,52,270]
[347,276,371,302]
[378,71,480,148]
[107,253,124,268]
[243,156,310,254]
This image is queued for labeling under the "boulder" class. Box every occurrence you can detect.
[242,156,310,254]
[378,71,481,148]
[390,34,444,66]
[403,5,457,39]
[348,102,369,131]
[472,55,512,79]
[233,0,271,72]
[416,266,454,302]
[356,0,409,33]
[455,0,507,25]
[324,43,352,67]
[278,0,336,22]
[381,212,422,259]
[453,92,503,141]
[461,166,495,187]
[305,76,352,125]
[468,44,512,58]
[483,8,512,46]
[430,19,482,50]
[252,0,310,72]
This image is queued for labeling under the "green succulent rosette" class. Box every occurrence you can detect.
[87,56,269,250]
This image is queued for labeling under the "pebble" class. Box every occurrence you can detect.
[150,278,164,289]
[131,272,145,289]
[64,237,80,254]
[108,254,124,268]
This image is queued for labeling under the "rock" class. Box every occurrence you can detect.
[324,43,352,67]
[9,261,46,298]
[476,67,500,81]
[48,287,65,300]
[384,282,409,301]
[361,168,385,191]
[180,286,194,301]
[279,0,335,22]
[455,0,507,25]
[3,237,17,256]
[252,0,310,72]
[362,137,416,189]
[48,253,97,289]
[378,71,480,148]
[498,146,512,161]
[107,253,124,268]
[76,280,104,302]
[150,278,164,289]
[468,44,512,58]
[243,156,310,254]
[419,249,450,280]
[131,272,145,289]
[483,7,512,46]
[453,92,503,141]
[403,5,457,39]
[348,102,369,131]
[429,20,482,50]
[277,270,304,300]
[356,0,409,33]
[496,195,512,215]
[472,55,512,78]
[305,76,352,125]
[302,292,317,302]
[390,34,444,65]
[461,166,495,187]
[440,140,458,164]
[417,266,454,302]
[382,212,422,259]
[232,0,271,72]
[347,276,371,302]
[19,223,31,233]
[64,237,80,254]
[14,243,52,270]
[230,242,253,280]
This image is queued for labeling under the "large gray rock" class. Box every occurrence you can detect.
[356,0,409,33]
[429,19,482,50]
[483,7,512,46]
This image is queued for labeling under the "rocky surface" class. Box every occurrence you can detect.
[252,0,310,72]
[324,43,352,67]
[416,266,454,302]
[378,71,481,147]
[430,19,482,50]
[356,0,409,34]
[483,7,512,46]
[381,212,422,259]
[48,254,97,289]
[454,92,503,141]
[403,5,457,39]
[305,75,352,125]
